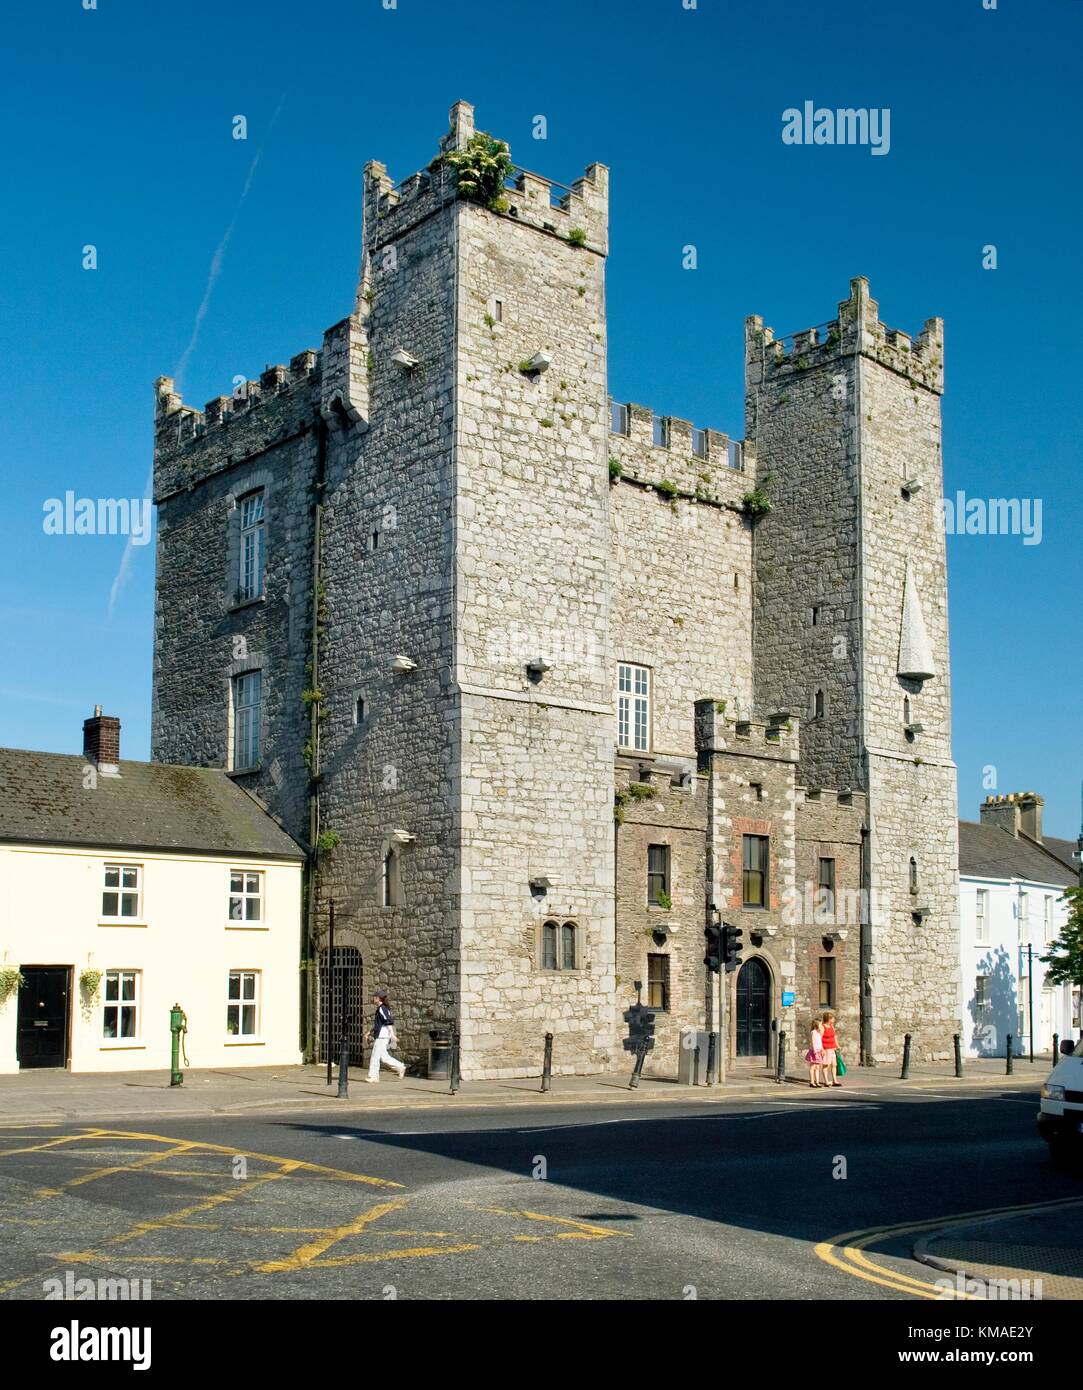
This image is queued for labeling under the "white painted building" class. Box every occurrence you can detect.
[959,793,1079,1059]
[0,711,305,1074]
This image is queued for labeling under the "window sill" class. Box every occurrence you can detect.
[537,968,586,976]
[229,594,266,613]
[224,1037,265,1046]
[99,1042,145,1051]
[227,765,262,779]
[225,923,268,931]
[98,920,148,929]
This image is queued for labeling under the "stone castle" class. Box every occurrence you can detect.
[150,102,960,1078]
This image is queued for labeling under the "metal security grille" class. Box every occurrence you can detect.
[318,947,364,1066]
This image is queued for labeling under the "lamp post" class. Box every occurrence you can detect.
[325,897,335,1088]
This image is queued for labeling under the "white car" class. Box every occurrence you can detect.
[1038,1040,1083,1162]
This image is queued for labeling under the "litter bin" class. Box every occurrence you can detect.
[428,1028,451,1079]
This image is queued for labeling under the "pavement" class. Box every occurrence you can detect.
[914,1201,1083,1301]
[0,1054,1049,1127]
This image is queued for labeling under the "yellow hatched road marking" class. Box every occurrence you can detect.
[252,1198,409,1273]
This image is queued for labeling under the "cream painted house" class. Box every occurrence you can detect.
[0,711,304,1074]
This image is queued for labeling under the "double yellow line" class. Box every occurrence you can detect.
[817,1195,1083,1299]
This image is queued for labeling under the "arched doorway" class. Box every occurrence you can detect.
[735,956,771,1060]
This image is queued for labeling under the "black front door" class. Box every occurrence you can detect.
[735,957,770,1059]
[17,967,71,1069]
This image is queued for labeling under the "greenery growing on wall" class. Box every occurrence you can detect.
[441,132,513,212]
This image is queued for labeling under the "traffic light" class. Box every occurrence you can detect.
[703,924,723,974]
[723,924,744,973]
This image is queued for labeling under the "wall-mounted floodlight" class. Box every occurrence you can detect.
[905,722,925,736]
[390,829,416,845]
[526,657,551,682]
[522,352,551,375]
[902,478,923,494]
[391,655,417,673]
[391,349,419,371]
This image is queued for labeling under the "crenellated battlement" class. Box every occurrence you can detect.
[694,700,800,763]
[608,399,749,508]
[746,276,944,394]
[364,101,608,256]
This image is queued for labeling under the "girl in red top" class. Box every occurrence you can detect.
[821,1011,841,1087]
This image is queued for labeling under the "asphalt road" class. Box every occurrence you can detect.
[0,1083,1078,1301]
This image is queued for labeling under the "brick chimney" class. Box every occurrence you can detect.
[980,792,1043,842]
[83,705,121,768]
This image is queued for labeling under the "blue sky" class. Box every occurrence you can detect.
[1,0,1080,839]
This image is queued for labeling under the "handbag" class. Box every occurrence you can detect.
[836,1052,847,1077]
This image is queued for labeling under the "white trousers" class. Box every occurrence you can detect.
[368,1035,406,1081]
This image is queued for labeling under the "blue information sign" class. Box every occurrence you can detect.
[781,990,795,1007]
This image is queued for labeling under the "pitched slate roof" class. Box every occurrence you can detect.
[1044,834,1080,877]
[958,818,1077,888]
[0,749,303,860]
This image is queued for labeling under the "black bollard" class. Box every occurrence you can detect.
[1053,1032,1060,1061]
[706,1031,718,1087]
[541,1032,553,1093]
[337,1015,350,1099]
[450,1030,461,1094]
[1006,1035,1013,1075]
[776,1031,787,1085]
[900,1032,912,1080]
[953,1032,962,1078]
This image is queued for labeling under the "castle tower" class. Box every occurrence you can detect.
[747,277,960,1062]
[151,103,616,1076]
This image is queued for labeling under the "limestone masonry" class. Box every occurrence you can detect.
[151,102,961,1078]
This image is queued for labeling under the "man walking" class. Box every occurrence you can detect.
[365,989,407,1083]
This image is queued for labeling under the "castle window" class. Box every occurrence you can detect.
[354,696,366,726]
[818,957,836,1008]
[611,402,630,436]
[541,920,578,971]
[691,428,707,459]
[817,857,836,915]
[382,849,402,908]
[647,953,670,1012]
[652,415,669,448]
[750,781,763,801]
[371,530,380,552]
[903,696,911,724]
[647,844,670,905]
[492,299,503,323]
[617,663,650,752]
[811,606,820,626]
[742,835,769,908]
[909,856,919,895]
[232,671,262,770]
[239,491,266,601]
[814,688,825,720]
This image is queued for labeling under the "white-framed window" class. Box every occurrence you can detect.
[974,974,990,1018]
[102,863,141,920]
[975,888,989,944]
[229,870,263,924]
[233,671,262,769]
[103,970,140,1040]
[617,663,650,751]
[227,970,260,1037]
[239,491,266,601]
[1044,895,1054,943]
